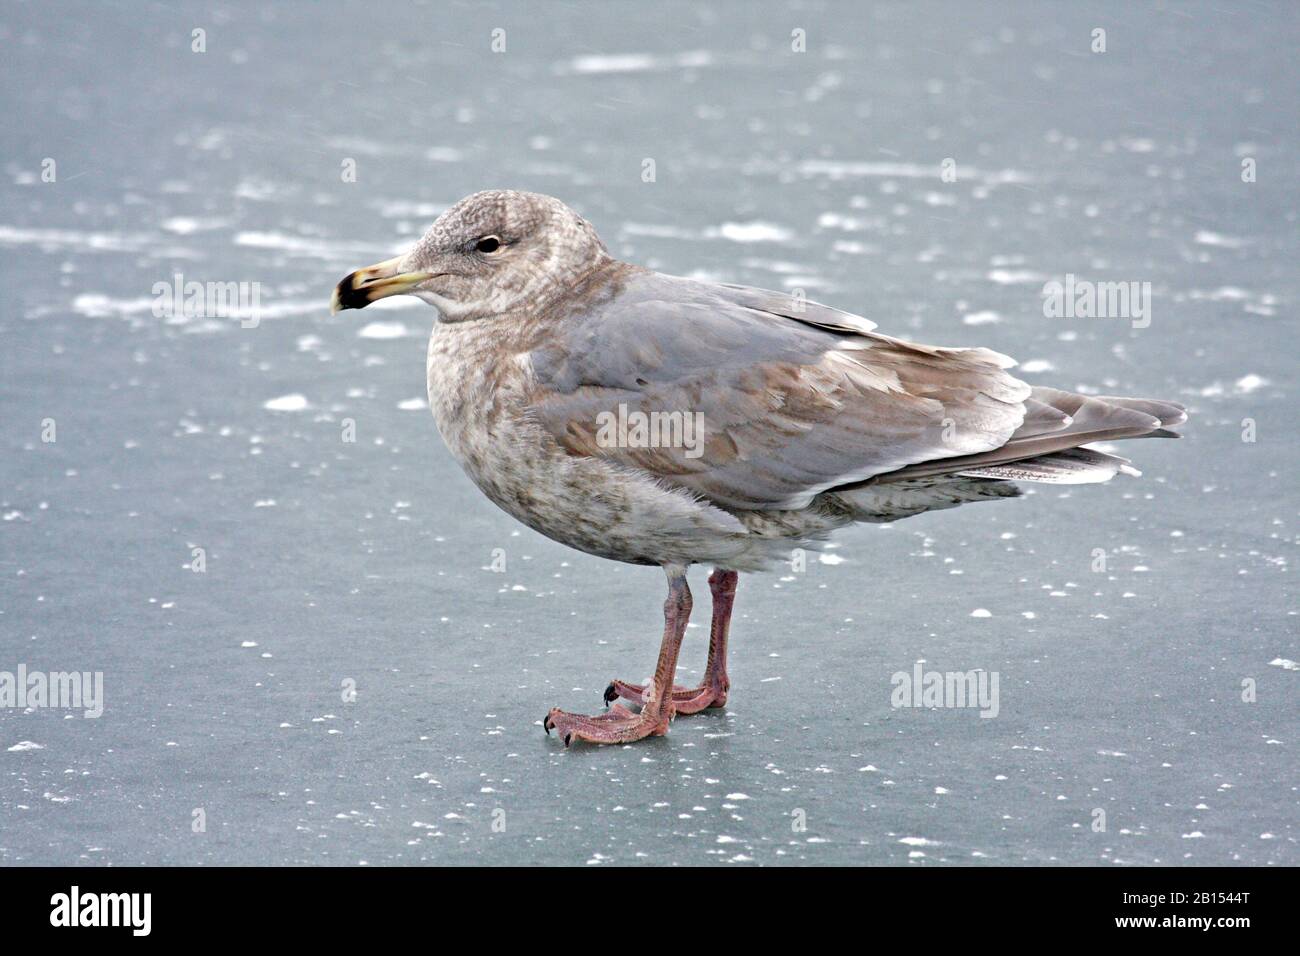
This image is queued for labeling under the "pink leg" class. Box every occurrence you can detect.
[544,565,692,746]
[606,568,736,715]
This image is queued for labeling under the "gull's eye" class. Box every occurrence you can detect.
[475,235,501,253]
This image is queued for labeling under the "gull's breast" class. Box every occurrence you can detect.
[423,320,755,567]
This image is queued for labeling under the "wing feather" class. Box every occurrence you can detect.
[528,272,1030,510]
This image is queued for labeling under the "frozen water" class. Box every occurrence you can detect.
[1,2,1296,865]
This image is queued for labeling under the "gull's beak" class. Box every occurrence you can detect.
[330,255,433,314]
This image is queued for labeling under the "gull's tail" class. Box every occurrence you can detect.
[873,387,1188,486]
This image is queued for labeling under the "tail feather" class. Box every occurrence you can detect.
[959,447,1139,484]
[869,389,1186,485]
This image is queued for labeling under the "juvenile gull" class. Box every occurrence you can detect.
[332,190,1186,746]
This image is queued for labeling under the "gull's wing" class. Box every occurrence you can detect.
[527,270,1035,510]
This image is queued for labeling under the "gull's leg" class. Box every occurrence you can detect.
[605,568,736,715]
[543,565,692,746]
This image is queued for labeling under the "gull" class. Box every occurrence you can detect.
[332,190,1185,746]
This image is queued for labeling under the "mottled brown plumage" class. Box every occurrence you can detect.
[332,189,1186,746]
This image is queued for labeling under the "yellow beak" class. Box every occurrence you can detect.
[330,255,433,314]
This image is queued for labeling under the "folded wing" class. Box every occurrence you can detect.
[528,271,1038,510]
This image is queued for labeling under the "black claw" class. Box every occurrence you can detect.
[543,714,552,735]
[563,733,573,748]
[603,682,618,706]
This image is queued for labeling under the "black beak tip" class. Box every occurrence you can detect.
[331,274,369,313]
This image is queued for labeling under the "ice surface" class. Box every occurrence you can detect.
[0,2,1295,866]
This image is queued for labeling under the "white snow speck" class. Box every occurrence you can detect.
[1194,230,1245,249]
[1234,374,1267,394]
[987,268,1045,285]
[263,393,309,412]
[716,222,792,243]
[357,320,410,339]
[1018,359,1055,374]
[563,50,714,75]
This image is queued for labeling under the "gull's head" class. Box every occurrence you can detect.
[331,189,608,321]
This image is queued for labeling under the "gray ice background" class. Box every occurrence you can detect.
[1,1,1296,866]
